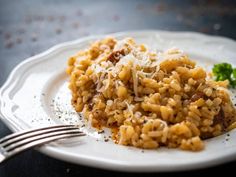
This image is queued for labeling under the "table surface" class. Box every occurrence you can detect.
[0,0,236,176]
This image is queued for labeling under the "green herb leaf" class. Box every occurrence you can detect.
[212,62,236,88]
[233,68,236,78]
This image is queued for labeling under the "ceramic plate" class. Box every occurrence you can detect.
[1,30,236,172]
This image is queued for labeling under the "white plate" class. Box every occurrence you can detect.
[1,30,236,172]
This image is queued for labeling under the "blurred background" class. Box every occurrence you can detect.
[0,0,236,177]
[0,0,236,86]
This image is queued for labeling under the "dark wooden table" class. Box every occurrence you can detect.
[0,0,236,176]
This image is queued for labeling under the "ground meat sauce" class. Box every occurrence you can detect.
[190,92,206,102]
[107,49,125,63]
[213,108,227,130]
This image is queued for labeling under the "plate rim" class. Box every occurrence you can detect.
[1,30,236,172]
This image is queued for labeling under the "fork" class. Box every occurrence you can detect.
[0,125,85,164]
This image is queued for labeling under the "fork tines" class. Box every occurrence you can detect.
[0,125,85,160]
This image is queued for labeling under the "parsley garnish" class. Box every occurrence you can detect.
[212,63,236,88]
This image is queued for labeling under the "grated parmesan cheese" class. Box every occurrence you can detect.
[89,39,186,100]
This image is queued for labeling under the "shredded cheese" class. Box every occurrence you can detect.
[89,39,186,99]
[132,64,138,97]
[125,101,134,118]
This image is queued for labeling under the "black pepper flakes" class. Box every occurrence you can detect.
[112,15,120,22]
[76,10,83,16]
[47,15,54,22]
[31,33,38,42]
[56,28,62,34]
[72,22,80,29]
[59,15,66,23]
[17,28,25,34]
[25,16,32,24]
[34,15,44,21]
[16,37,22,44]
[136,4,145,10]
[4,32,11,39]
[5,40,14,49]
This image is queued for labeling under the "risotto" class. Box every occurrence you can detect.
[66,37,236,151]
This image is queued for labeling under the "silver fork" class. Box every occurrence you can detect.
[0,125,85,164]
